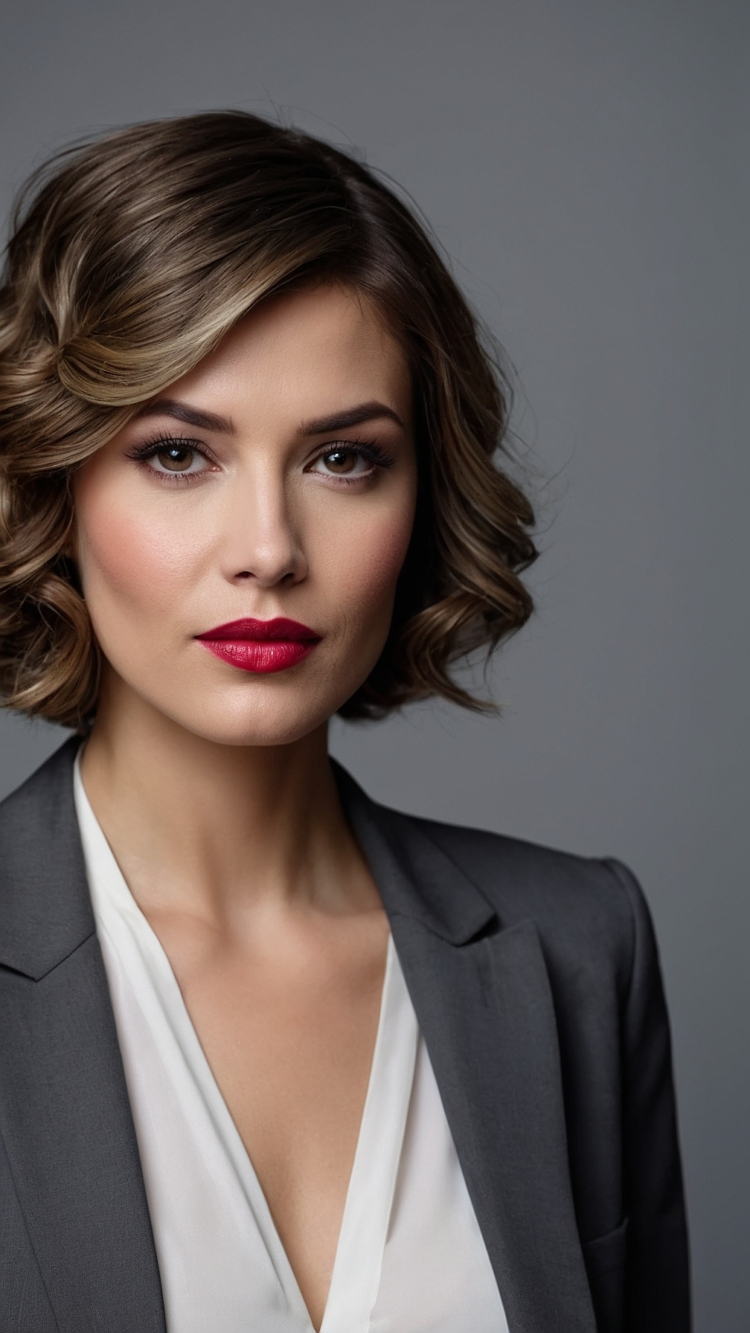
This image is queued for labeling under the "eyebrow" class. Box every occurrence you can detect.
[136,399,235,433]
[301,402,405,435]
[135,397,404,437]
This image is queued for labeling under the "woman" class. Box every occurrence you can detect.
[0,113,689,1332]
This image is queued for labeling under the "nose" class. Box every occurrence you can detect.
[220,470,307,588]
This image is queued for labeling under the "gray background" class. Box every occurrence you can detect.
[1,0,747,1326]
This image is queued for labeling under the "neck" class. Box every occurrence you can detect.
[80,676,375,925]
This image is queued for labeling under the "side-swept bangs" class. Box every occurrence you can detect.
[0,111,536,728]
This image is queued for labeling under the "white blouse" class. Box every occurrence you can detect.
[74,756,509,1333]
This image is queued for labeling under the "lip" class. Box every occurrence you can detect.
[195,617,321,674]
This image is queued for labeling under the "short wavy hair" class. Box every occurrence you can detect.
[0,111,536,729]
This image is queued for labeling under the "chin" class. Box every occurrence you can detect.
[192,718,328,749]
[152,687,344,749]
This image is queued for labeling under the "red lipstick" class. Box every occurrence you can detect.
[196,617,321,673]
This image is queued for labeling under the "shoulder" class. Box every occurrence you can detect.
[380,801,651,994]
[393,802,644,925]
[0,737,79,841]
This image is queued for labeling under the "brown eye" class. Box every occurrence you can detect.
[322,449,356,474]
[311,447,374,479]
[156,444,196,472]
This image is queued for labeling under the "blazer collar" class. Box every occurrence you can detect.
[332,758,495,944]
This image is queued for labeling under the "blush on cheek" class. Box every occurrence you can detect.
[77,498,201,615]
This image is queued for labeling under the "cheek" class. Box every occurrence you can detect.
[75,481,206,624]
[318,498,416,634]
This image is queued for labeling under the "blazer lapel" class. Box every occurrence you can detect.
[336,763,597,1333]
[0,740,166,1333]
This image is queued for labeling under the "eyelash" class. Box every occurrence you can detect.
[126,434,396,486]
[311,437,395,485]
[125,435,218,485]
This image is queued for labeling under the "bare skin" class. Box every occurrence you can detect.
[74,283,417,1329]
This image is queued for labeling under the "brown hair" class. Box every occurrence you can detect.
[0,111,536,728]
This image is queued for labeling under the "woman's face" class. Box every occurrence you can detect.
[73,283,417,746]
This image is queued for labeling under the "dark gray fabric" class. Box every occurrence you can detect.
[0,1131,57,1330]
[0,740,690,1331]
[0,740,165,1333]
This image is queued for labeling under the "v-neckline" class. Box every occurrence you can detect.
[74,755,419,1333]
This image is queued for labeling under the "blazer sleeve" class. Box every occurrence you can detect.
[605,858,691,1332]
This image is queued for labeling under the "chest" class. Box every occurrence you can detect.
[146,911,389,1327]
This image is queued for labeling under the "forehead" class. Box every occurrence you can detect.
[164,283,411,431]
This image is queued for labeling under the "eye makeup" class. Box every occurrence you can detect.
[306,438,396,484]
[125,432,397,487]
[125,434,217,483]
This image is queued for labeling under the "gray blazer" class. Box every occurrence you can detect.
[0,739,690,1333]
